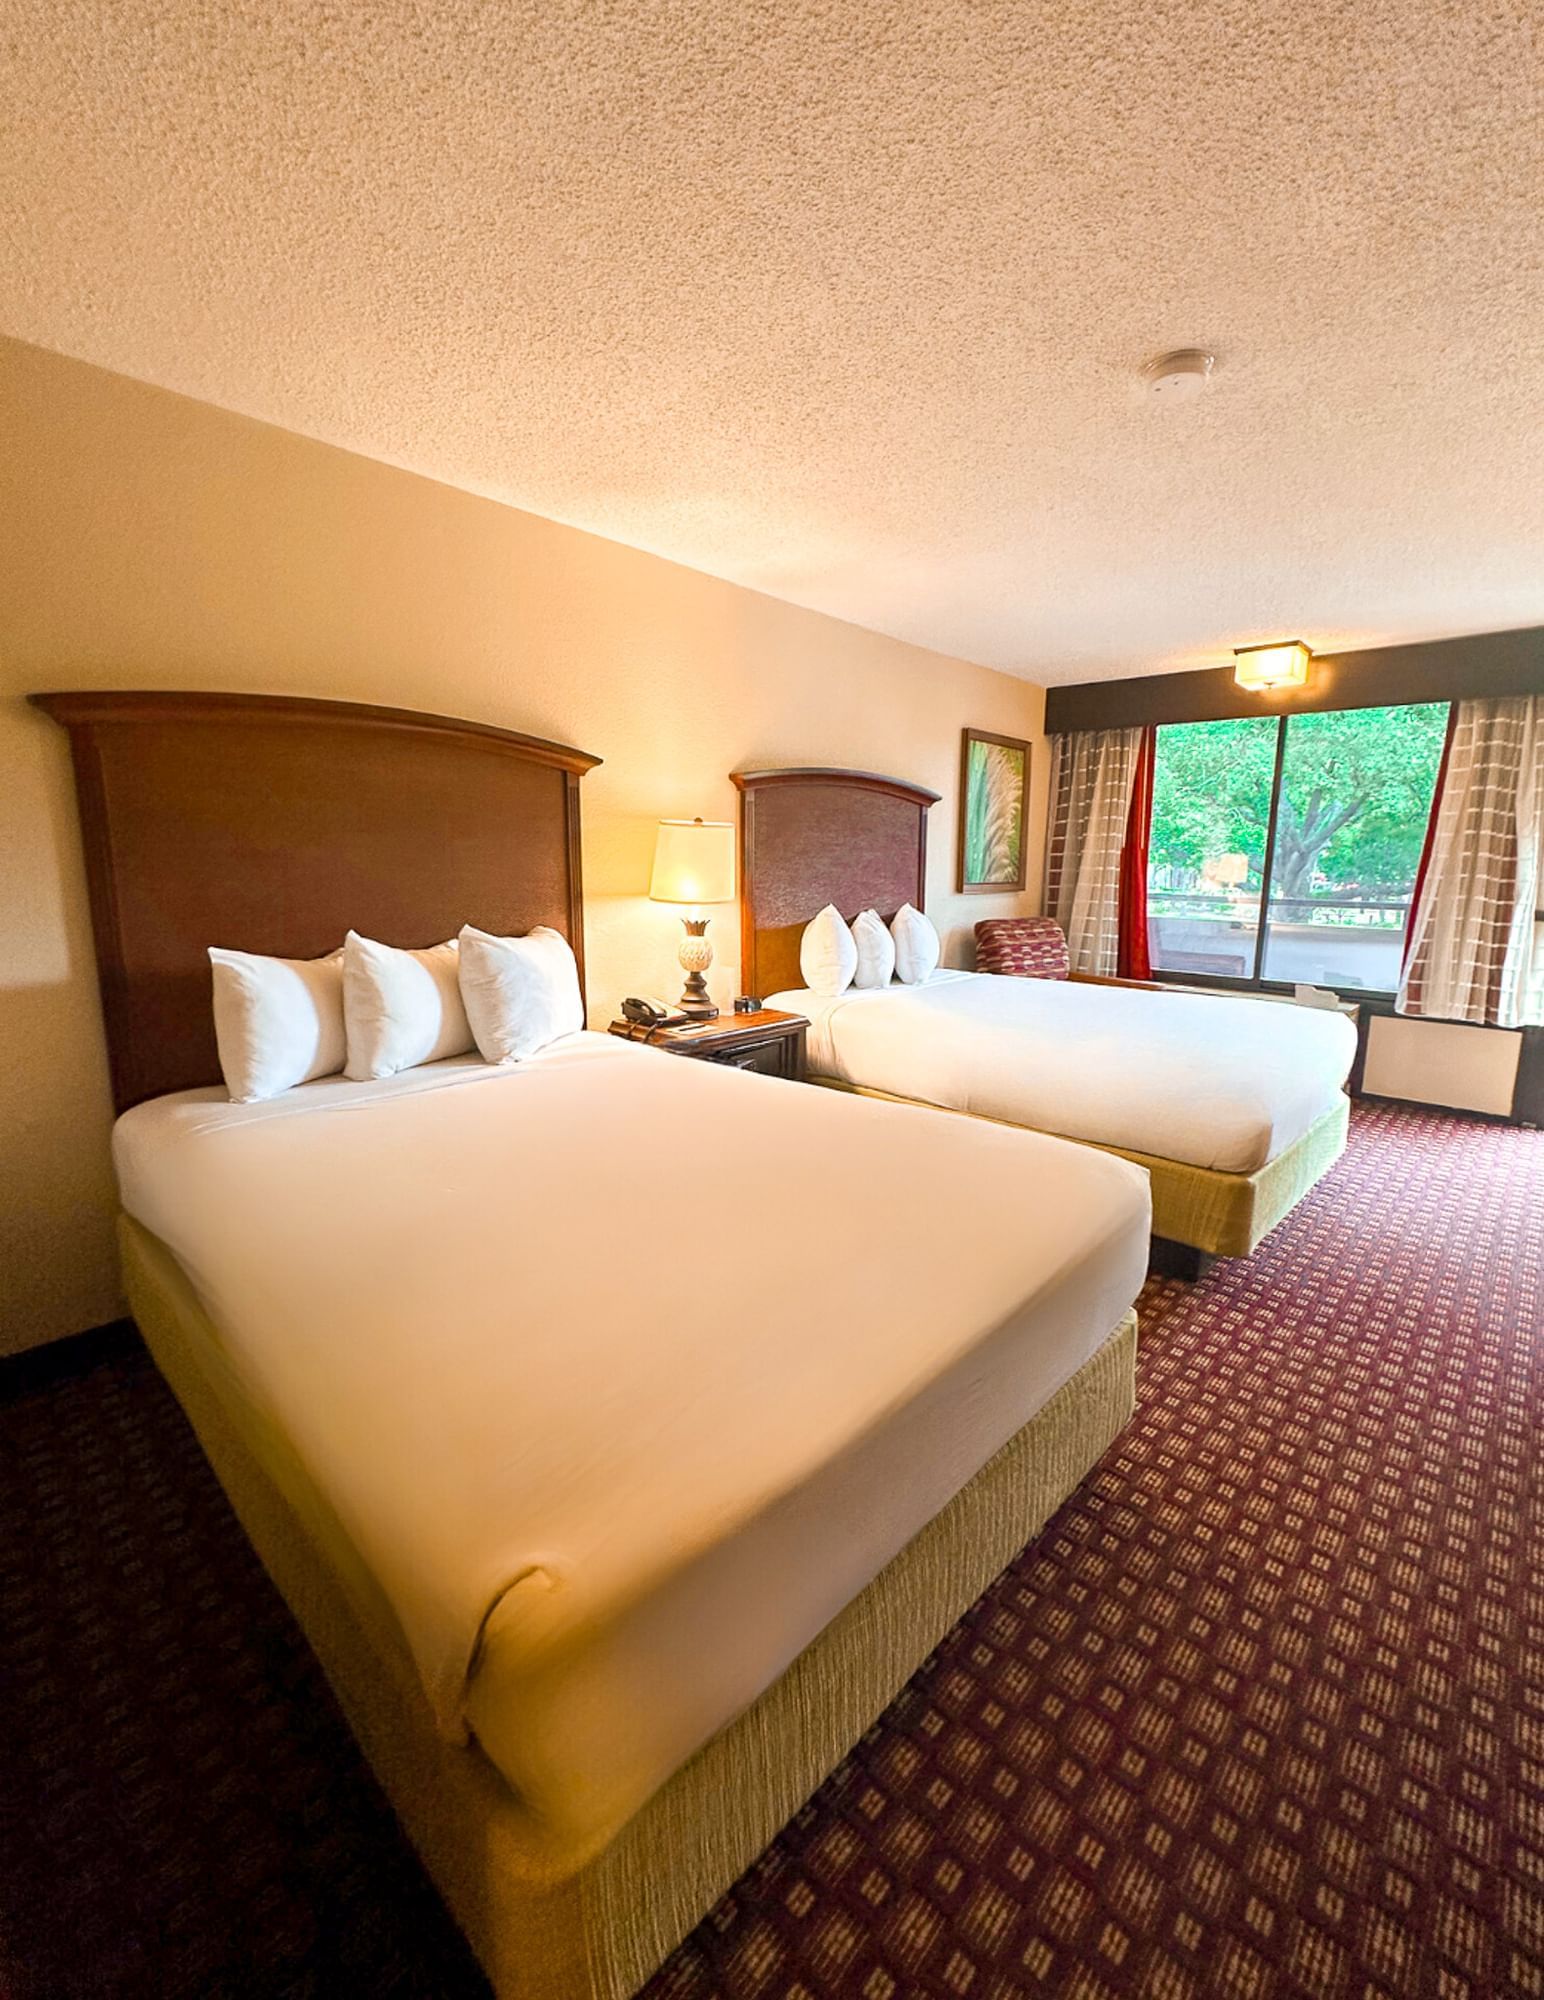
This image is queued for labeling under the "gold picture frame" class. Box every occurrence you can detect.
[959,728,1030,893]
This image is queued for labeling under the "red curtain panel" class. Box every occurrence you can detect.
[1398,702,1457,1004]
[1116,726,1156,982]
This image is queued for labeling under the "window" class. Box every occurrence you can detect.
[1147,717,1278,980]
[1147,703,1449,993]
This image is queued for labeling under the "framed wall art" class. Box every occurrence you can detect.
[959,728,1030,893]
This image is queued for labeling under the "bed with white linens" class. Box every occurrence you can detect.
[736,765,1357,1259]
[115,1032,1148,1858]
[38,690,1148,2000]
[770,968,1356,1176]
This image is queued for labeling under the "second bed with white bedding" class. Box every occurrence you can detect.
[772,970,1357,1175]
[114,1030,1148,1864]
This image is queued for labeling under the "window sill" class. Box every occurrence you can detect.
[1146,969,1381,1013]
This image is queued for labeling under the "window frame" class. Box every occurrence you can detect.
[1146,704,1447,1003]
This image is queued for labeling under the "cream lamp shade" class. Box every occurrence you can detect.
[649,818,736,907]
[1234,640,1311,692]
[648,817,736,1020]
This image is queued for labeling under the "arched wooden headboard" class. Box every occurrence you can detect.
[732,767,941,998]
[32,691,601,1113]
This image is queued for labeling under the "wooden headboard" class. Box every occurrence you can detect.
[33,691,601,1114]
[732,767,941,998]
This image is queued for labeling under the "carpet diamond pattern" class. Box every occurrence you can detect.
[1,1102,1540,1997]
[645,1103,1544,1999]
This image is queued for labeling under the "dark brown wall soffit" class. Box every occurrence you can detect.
[1044,627,1544,734]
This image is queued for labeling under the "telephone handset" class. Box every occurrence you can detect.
[621,994,691,1031]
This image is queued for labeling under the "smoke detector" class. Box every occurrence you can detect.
[1142,349,1215,402]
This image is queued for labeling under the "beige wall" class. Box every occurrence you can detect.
[0,336,1047,1354]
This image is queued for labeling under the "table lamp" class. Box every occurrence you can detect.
[649,817,737,1019]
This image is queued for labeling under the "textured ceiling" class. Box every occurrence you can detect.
[3,1,1542,683]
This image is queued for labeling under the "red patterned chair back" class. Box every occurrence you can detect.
[974,917,1070,980]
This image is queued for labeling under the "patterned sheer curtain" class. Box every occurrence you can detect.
[1044,727,1145,975]
[1398,695,1544,1027]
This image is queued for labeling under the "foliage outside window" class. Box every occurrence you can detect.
[1147,704,1449,993]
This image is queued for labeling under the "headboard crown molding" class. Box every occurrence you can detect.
[732,766,941,808]
[30,689,601,776]
[733,766,938,999]
[35,689,601,1113]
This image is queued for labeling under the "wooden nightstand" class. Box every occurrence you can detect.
[608,1009,808,1082]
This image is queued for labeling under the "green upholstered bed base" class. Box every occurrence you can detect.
[810,1083,1351,1259]
[121,1213,1138,1999]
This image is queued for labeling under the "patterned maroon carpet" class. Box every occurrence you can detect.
[2,1102,1541,1998]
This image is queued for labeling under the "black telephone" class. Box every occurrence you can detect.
[620,994,691,1030]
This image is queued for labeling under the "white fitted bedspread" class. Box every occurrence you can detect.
[770,971,1356,1174]
[114,1032,1148,1856]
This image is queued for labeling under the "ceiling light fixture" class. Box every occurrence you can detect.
[1141,349,1215,402]
[1234,640,1312,692]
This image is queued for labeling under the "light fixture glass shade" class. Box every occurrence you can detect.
[649,817,736,905]
[1234,641,1311,692]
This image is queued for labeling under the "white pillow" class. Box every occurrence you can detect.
[343,932,474,1080]
[799,903,858,997]
[850,908,896,989]
[209,945,346,1104]
[458,924,584,1063]
[891,903,941,985]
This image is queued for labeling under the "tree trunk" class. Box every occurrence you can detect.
[1271,793,1363,901]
